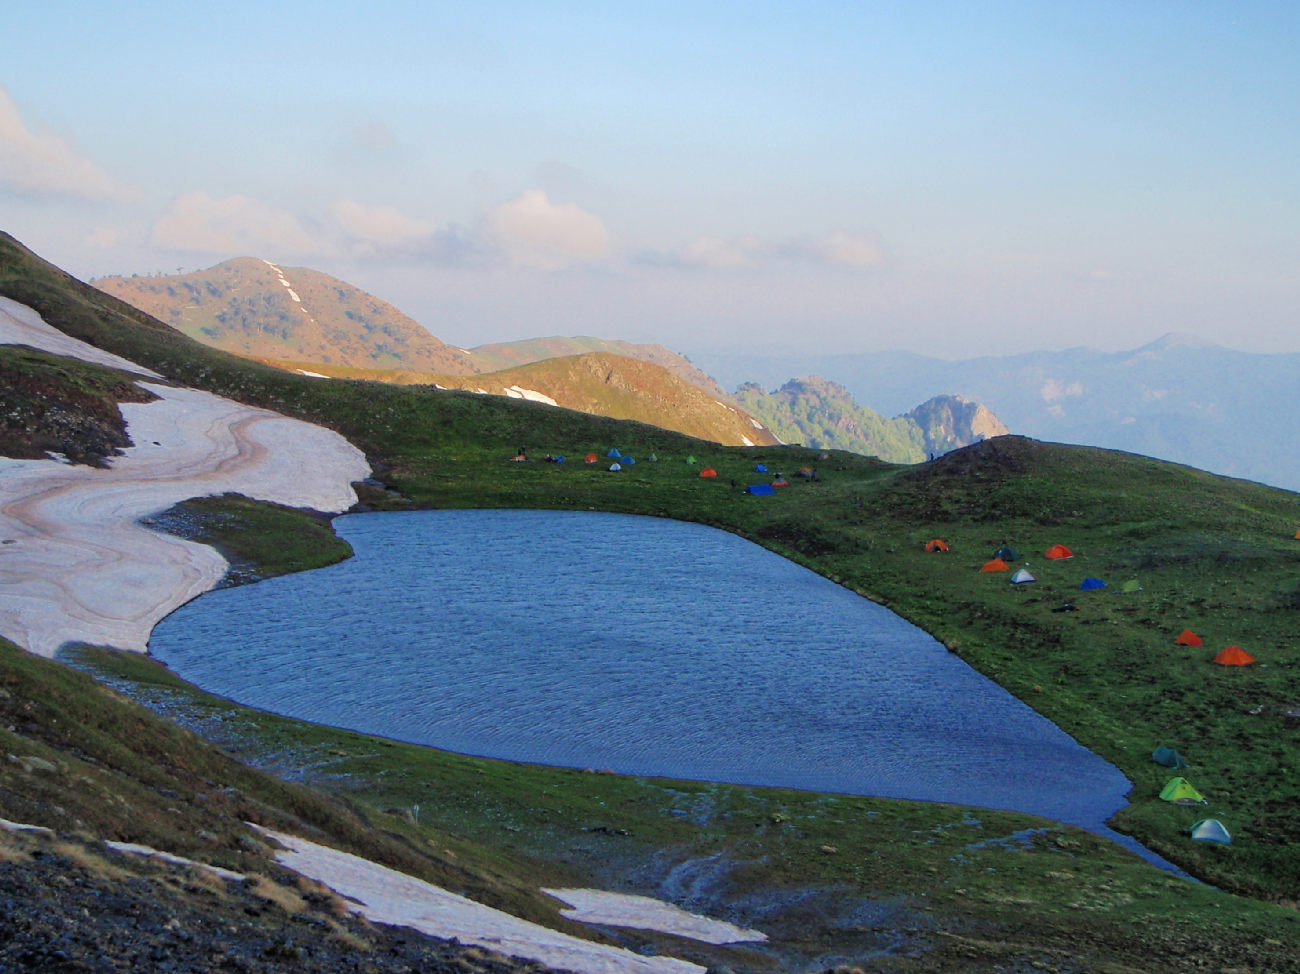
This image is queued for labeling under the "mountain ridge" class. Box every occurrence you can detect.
[691,341,1300,492]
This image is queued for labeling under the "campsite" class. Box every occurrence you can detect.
[2,232,1299,971]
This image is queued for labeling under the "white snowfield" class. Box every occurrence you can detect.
[255,827,712,974]
[544,888,767,945]
[0,297,370,657]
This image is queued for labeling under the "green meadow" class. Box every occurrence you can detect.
[3,230,1299,970]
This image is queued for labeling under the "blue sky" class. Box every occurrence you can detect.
[3,1,1297,358]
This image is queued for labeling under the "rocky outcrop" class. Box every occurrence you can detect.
[904,394,1009,457]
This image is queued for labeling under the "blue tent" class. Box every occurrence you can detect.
[621,456,636,465]
[746,483,776,496]
[1079,577,1107,590]
[754,463,769,473]
[607,448,622,458]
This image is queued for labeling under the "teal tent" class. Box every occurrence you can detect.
[1152,745,1189,770]
[994,545,1020,561]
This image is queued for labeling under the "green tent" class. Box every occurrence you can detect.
[685,455,697,465]
[1190,819,1231,844]
[1122,579,1143,593]
[1152,745,1189,770]
[1159,777,1205,804]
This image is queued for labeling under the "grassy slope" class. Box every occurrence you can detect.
[254,350,780,447]
[3,231,1299,968]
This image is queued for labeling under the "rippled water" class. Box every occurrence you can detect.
[151,509,1135,836]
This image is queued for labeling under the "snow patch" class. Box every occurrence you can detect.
[294,369,329,378]
[741,435,754,447]
[507,385,558,406]
[0,297,161,378]
[105,841,246,882]
[544,888,766,944]
[254,827,705,974]
[0,299,370,657]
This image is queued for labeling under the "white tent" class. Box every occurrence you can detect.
[1010,568,1036,584]
[1190,819,1231,844]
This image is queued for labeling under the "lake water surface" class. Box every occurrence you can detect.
[151,510,1140,845]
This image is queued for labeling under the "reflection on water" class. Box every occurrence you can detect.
[151,509,1133,835]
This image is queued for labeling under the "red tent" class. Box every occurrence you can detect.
[1045,544,1074,560]
[1213,645,1256,666]
[980,558,1010,573]
[698,467,718,478]
[584,453,598,463]
[925,539,949,553]
[1174,629,1203,647]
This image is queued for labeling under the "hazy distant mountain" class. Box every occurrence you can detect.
[93,258,480,375]
[732,376,1006,462]
[691,336,1300,492]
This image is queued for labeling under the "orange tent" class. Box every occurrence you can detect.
[980,558,1010,573]
[771,479,789,487]
[584,453,598,463]
[1295,528,1300,540]
[925,539,949,552]
[1213,645,1256,666]
[1174,629,1203,647]
[699,467,718,478]
[1045,544,1074,560]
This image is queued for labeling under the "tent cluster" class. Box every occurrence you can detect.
[952,533,1261,848]
[972,541,1149,596]
[517,446,818,496]
[1146,629,1262,845]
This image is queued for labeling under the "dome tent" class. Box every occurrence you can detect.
[1159,777,1206,804]
[1152,745,1189,770]
[1190,819,1231,844]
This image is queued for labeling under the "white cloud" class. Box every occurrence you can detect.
[151,191,324,257]
[84,227,120,249]
[1040,378,1085,402]
[332,198,435,250]
[795,231,885,269]
[0,88,135,202]
[657,229,885,272]
[679,236,764,269]
[491,190,609,269]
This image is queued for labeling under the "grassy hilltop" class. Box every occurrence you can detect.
[2,230,1299,971]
